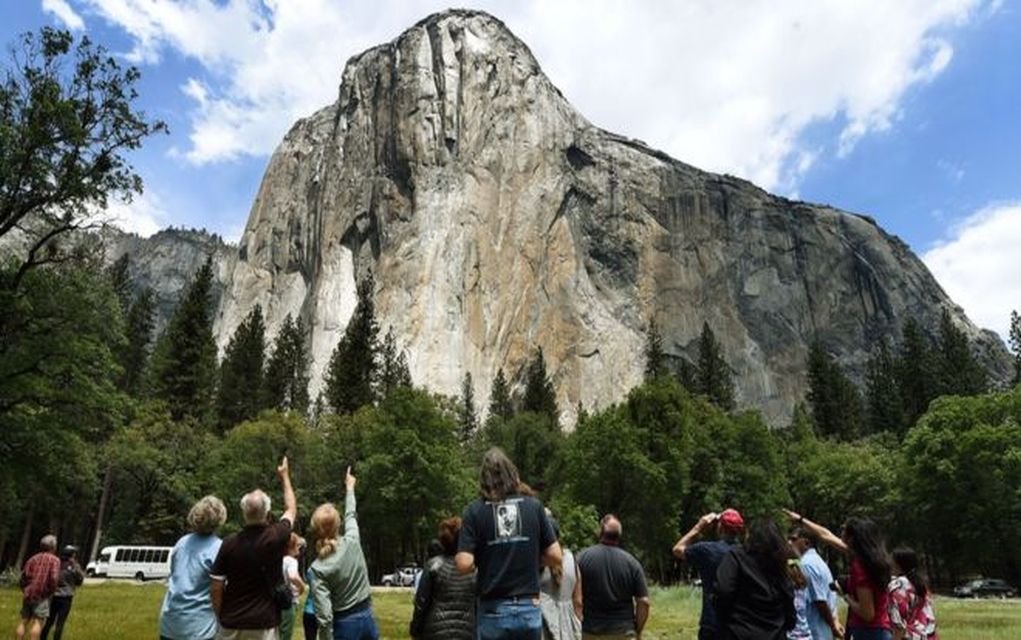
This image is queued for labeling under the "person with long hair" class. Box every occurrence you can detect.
[887,548,937,640]
[714,518,797,639]
[159,496,228,640]
[409,517,476,639]
[785,511,893,640]
[455,447,562,640]
[310,467,379,640]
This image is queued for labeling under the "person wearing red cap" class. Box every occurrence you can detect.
[673,509,745,640]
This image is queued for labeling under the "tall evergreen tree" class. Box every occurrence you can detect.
[676,358,697,393]
[488,368,514,422]
[896,318,939,427]
[1011,310,1021,387]
[459,372,478,442]
[522,347,559,424]
[119,288,156,396]
[695,322,735,410]
[216,305,266,430]
[378,328,411,397]
[262,314,310,414]
[149,257,218,423]
[107,254,133,313]
[864,340,904,436]
[644,319,667,380]
[936,309,987,397]
[324,275,379,414]
[806,340,864,440]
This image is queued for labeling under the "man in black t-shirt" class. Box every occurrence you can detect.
[456,448,562,640]
[577,515,650,639]
[210,456,297,640]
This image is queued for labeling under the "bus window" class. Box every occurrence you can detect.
[99,553,110,563]
[116,549,125,562]
[160,550,169,563]
[147,549,157,562]
[130,549,140,562]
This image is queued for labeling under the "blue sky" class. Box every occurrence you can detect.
[3,1,1019,337]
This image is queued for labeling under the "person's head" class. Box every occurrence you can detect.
[240,489,271,525]
[717,508,744,539]
[893,547,928,600]
[60,545,78,560]
[599,514,622,545]
[287,533,304,558]
[479,447,521,501]
[841,517,891,588]
[787,526,816,557]
[311,503,341,559]
[189,495,228,534]
[40,535,57,553]
[437,517,462,556]
[745,518,790,583]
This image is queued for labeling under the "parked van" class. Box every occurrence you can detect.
[86,545,172,580]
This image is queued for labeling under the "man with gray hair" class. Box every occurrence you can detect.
[577,515,650,639]
[211,456,297,640]
[17,534,61,640]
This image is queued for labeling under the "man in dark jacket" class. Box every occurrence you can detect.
[577,515,650,639]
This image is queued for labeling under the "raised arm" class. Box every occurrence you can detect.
[783,510,847,554]
[343,466,359,541]
[278,456,297,524]
[673,512,717,559]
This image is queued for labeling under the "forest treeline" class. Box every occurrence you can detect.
[2,251,1020,590]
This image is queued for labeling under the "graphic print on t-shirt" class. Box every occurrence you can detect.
[493,501,522,539]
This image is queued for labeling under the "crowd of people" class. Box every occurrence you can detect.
[14,447,937,640]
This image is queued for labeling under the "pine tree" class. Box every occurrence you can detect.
[488,368,514,422]
[644,319,667,380]
[149,257,218,424]
[936,309,987,397]
[522,347,559,424]
[119,288,156,396]
[262,314,310,414]
[216,305,266,430]
[459,372,478,442]
[896,318,939,427]
[676,358,697,393]
[864,340,904,435]
[378,328,413,398]
[324,275,380,414]
[1010,310,1021,387]
[695,322,735,410]
[107,253,133,313]
[806,340,864,440]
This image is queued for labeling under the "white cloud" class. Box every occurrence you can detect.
[923,203,1021,339]
[73,0,993,191]
[101,191,168,237]
[42,0,85,31]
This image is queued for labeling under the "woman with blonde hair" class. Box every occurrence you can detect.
[309,467,379,640]
[159,495,228,640]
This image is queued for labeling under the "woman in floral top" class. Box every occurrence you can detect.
[887,548,937,640]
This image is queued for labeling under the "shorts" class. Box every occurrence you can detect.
[21,598,50,620]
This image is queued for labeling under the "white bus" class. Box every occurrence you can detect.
[86,545,172,580]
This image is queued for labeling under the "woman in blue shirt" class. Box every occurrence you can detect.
[159,495,228,640]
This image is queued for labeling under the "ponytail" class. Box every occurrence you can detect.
[317,537,338,560]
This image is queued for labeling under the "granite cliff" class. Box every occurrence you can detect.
[126,10,1010,424]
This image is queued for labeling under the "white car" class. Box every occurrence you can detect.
[381,566,419,587]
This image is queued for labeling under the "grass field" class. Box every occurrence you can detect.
[3,581,1020,639]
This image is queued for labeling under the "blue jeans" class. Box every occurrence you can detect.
[477,598,542,640]
[847,629,892,640]
[332,606,379,640]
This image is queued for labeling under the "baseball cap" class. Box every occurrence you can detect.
[719,508,744,532]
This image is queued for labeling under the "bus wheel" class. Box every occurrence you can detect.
[135,571,145,581]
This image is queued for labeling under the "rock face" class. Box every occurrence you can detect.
[103,228,235,337]
[208,9,1009,425]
